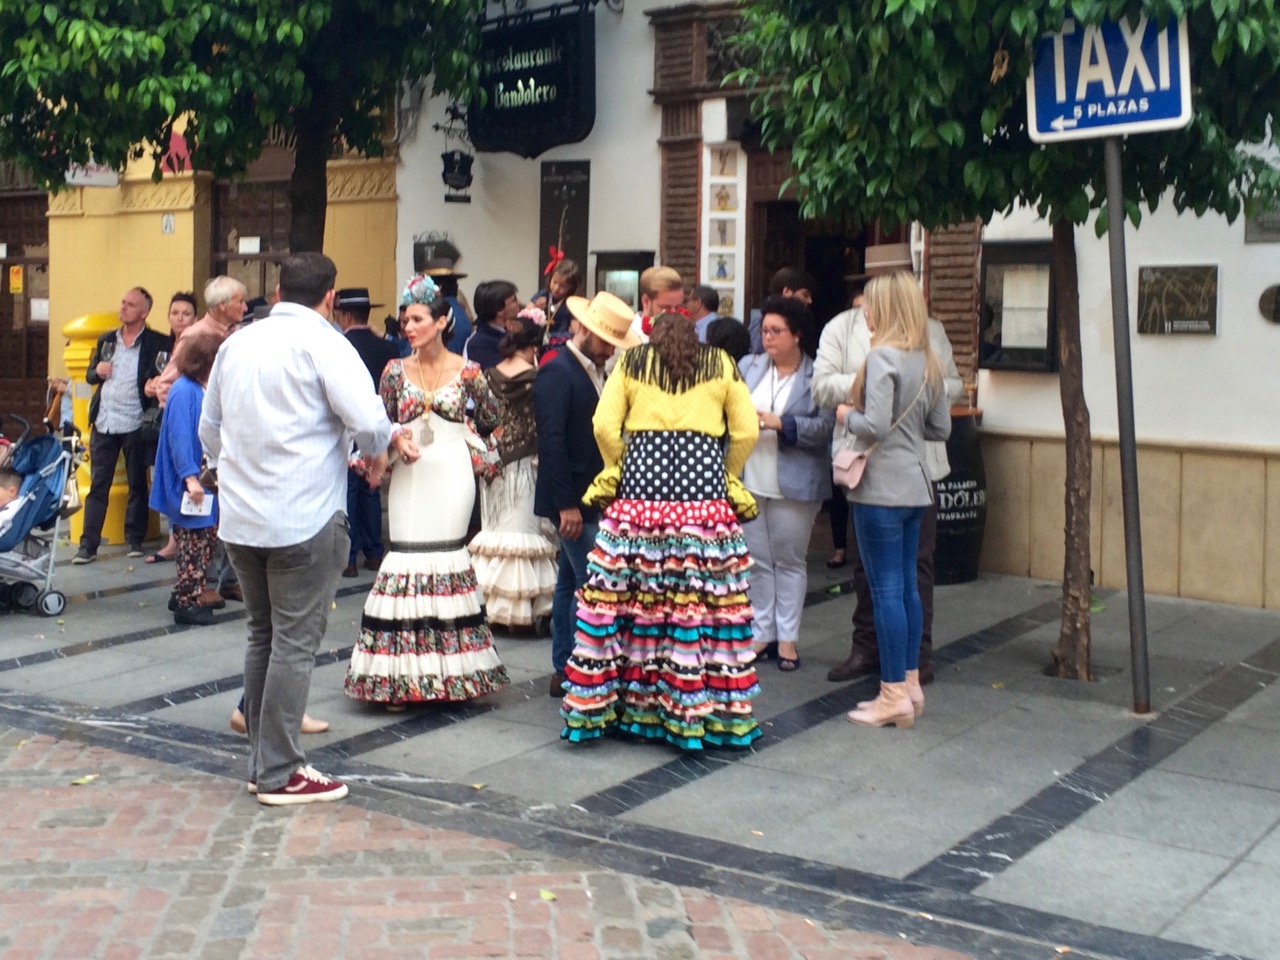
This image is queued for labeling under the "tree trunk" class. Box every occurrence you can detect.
[1050,217,1093,680]
[287,108,330,253]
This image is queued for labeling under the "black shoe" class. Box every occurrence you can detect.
[126,543,145,558]
[168,594,178,612]
[341,564,359,578]
[72,547,96,565]
[174,605,215,626]
[549,672,567,697]
[826,647,879,682]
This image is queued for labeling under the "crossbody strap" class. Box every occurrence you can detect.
[851,376,929,455]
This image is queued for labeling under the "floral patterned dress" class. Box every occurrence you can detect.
[468,366,558,628]
[344,360,510,705]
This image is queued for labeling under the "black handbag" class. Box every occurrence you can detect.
[139,406,163,443]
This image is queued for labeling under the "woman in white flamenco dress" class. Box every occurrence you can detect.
[344,278,509,708]
[468,312,558,631]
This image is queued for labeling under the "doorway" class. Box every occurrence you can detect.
[747,200,867,327]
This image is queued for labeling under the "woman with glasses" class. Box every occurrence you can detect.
[738,297,834,671]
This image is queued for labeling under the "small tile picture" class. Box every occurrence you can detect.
[711,148,738,177]
[708,253,735,283]
[711,183,738,213]
[709,218,736,248]
[715,289,735,316]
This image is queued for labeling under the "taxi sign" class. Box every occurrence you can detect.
[1027,16,1192,144]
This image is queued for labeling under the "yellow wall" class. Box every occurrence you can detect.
[46,156,399,375]
[980,431,1280,609]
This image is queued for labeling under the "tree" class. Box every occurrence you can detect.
[0,1,483,252]
[731,0,1280,678]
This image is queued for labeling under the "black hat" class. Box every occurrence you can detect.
[334,287,383,310]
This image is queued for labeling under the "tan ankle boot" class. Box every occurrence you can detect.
[846,681,915,729]
[905,669,925,717]
[857,671,925,716]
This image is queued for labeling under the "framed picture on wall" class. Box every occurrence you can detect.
[1136,265,1219,335]
[978,240,1058,373]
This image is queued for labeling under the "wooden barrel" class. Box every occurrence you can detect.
[935,408,987,585]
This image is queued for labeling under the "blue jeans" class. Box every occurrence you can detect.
[346,467,384,564]
[551,520,598,673]
[851,504,926,683]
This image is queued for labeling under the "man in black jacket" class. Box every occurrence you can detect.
[533,291,636,696]
[75,287,169,563]
[334,287,399,576]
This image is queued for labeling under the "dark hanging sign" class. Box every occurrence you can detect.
[539,161,590,284]
[468,5,597,159]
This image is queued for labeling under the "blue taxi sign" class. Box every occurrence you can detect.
[1026,16,1192,144]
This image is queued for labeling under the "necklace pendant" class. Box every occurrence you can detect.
[419,418,434,445]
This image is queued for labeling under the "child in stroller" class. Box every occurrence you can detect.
[0,418,80,617]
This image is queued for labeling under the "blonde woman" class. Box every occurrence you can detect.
[835,272,950,728]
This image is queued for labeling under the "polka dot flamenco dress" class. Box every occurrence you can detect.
[560,345,762,750]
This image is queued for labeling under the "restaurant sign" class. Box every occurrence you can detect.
[468,6,597,159]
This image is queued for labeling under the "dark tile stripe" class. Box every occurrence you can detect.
[0,583,372,674]
[111,647,357,715]
[572,599,1064,816]
[905,636,1280,892]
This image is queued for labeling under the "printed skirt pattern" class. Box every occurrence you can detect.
[561,431,761,750]
[345,537,510,704]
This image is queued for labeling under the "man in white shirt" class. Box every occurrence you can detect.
[200,252,416,806]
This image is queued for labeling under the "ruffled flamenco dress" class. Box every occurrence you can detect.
[558,346,763,750]
[344,361,510,705]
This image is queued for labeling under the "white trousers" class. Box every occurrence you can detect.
[743,497,822,644]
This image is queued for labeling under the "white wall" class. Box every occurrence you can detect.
[980,202,1280,449]
[396,0,683,302]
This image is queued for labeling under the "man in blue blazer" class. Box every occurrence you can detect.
[533,293,634,696]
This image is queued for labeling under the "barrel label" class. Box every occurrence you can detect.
[937,478,986,522]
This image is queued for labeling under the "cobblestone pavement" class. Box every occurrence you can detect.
[1,728,972,960]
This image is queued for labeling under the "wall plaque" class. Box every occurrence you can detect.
[1137,265,1219,335]
[469,6,597,159]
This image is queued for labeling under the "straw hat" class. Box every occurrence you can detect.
[566,292,641,349]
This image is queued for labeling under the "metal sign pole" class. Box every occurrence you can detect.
[1103,136,1151,714]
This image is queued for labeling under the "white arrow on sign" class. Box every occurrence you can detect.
[1051,115,1078,131]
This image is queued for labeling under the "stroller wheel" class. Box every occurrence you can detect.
[36,591,66,618]
[0,583,12,608]
[11,581,39,611]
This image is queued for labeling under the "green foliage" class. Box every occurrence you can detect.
[0,0,484,187]
[729,0,1280,230]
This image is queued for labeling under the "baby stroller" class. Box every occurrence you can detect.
[0,415,82,616]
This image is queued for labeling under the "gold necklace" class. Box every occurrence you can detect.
[411,353,448,445]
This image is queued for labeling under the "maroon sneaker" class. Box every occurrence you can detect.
[255,765,348,806]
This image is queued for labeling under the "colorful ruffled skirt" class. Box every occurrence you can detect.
[560,431,761,750]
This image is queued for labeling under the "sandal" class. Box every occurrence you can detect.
[777,656,801,672]
[826,551,847,569]
[144,552,175,564]
[753,640,778,661]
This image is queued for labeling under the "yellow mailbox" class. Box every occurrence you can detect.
[61,312,161,545]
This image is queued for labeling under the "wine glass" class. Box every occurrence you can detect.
[154,351,170,374]
[99,340,116,363]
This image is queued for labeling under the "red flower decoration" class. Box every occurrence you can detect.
[543,245,566,277]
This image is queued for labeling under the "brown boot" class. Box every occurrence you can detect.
[827,646,879,682]
[846,681,915,729]
[197,589,227,610]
